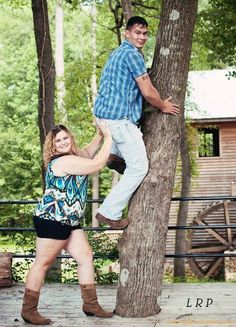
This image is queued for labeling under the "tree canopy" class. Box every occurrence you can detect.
[0,0,235,201]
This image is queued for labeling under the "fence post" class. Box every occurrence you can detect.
[0,252,12,287]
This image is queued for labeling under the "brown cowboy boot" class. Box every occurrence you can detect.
[107,154,126,174]
[21,288,51,325]
[80,284,113,318]
[96,213,129,230]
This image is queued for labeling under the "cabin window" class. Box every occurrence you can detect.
[198,127,220,157]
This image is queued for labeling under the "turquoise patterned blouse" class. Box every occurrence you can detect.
[34,158,88,226]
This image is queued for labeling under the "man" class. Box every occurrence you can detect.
[94,16,180,230]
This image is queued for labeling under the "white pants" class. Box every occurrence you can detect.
[96,118,149,220]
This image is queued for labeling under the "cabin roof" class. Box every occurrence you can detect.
[187,69,236,122]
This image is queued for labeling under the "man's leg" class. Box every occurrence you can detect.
[97,119,148,220]
[95,117,126,174]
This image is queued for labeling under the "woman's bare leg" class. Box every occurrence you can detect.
[64,229,94,283]
[26,237,67,292]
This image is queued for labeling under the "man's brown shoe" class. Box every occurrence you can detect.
[96,213,129,230]
[107,154,126,174]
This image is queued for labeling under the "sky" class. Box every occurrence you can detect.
[187,69,236,119]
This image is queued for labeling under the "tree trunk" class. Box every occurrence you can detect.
[121,0,133,22]
[31,0,58,280]
[55,1,68,124]
[31,0,55,149]
[90,0,100,227]
[116,0,198,317]
[173,119,191,281]
[108,0,123,45]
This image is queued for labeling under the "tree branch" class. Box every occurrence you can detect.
[80,4,121,36]
[131,1,159,12]
[131,1,160,19]
[108,0,124,45]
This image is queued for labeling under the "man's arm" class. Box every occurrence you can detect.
[135,73,180,115]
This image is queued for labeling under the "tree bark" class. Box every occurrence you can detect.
[173,119,191,280]
[109,0,124,45]
[31,0,58,280]
[121,0,133,22]
[31,0,55,149]
[90,1,100,227]
[55,1,68,124]
[116,0,198,317]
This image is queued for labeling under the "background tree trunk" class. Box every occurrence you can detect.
[173,119,191,281]
[109,0,123,45]
[90,0,100,227]
[31,0,55,149]
[55,1,68,124]
[32,0,58,281]
[121,0,133,22]
[116,0,198,317]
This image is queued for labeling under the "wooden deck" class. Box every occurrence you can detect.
[0,283,236,327]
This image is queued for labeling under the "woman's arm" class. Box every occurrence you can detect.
[79,132,103,159]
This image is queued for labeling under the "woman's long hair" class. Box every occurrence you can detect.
[43,125,80,167]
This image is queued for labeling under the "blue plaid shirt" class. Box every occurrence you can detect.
[93,40,147,124]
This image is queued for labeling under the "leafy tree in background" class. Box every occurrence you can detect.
[192,0,236,70]
[0,1,235,288]
[0,0,234,199]
[0,1,123,227]
[0,6,41,200]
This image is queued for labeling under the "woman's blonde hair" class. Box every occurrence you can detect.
[43,125,79,167]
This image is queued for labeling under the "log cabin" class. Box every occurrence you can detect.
[168,69,236,278]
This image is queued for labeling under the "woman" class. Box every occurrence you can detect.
[21,123,113,325]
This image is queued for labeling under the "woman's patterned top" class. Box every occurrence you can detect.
[34,158,88,226]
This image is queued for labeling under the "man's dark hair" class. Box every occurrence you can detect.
[126,16,148,30]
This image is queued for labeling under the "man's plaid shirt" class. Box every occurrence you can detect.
[93,40,147,124]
